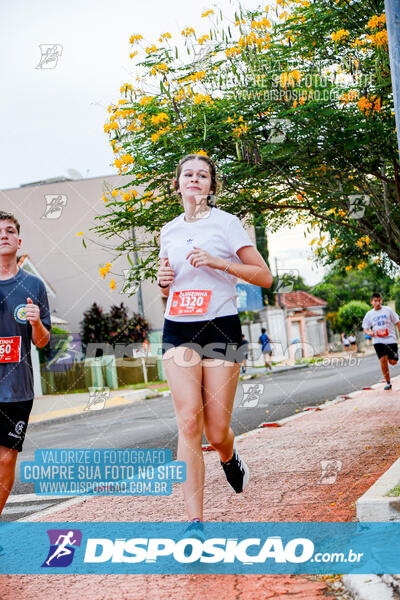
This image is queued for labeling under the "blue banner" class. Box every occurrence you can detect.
[20,449,186,496]
[236,283,263,311]
[1,522,400,574]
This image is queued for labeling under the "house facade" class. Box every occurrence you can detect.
[277,290,328,358]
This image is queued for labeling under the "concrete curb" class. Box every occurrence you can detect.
[356,456,400,522]
[342,574,397,600]
[239,362,309,380]
[28,389,163,428]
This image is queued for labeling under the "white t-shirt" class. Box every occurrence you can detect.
[158,207,255,322]
[362,306,399,345]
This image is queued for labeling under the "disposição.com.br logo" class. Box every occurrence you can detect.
[41,529,82,567]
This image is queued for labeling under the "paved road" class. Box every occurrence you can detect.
[5,353,397,521]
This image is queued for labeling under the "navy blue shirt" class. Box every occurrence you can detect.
[0,268,51,403]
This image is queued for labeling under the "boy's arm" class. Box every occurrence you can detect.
[32,322,51,348]
[25,297,51,348]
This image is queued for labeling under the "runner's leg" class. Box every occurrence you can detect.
[380,355,390,383]
[202,359,240,462]
[162,346,204,521]
[0,446,18,514]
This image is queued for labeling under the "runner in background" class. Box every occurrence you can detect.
[0,211,51,514]
[258,327,273,370]
[240,333,249,374]
[348,333,357,353]
[341,333,351,353]
[364,332,373,347]
[362,293,400,391]
[158,154,273,532]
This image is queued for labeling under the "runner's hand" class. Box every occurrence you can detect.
[186,247,224,269]
[25,297,41,326]
[158,258,174,286]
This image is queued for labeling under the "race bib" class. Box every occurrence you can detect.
[376,328,389,337]
[169,290,212,316]
[0,336,21,363]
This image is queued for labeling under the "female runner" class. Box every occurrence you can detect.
[157,154,273,529]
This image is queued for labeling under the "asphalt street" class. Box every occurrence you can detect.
[5,353,398,522]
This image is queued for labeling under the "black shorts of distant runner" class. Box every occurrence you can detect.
[0,399,33,452]
[162,314,246,363]
[373,343,399,362]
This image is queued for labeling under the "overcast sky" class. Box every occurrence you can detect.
[0,0,326,285]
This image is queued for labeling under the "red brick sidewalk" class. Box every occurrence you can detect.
[1,377,399,599]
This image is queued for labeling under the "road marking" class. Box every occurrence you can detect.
[3,503,54,514]
[17,496,89,522]
[6,493,72,503]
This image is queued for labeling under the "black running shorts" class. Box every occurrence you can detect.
[162,314,246,363]
[0,400,33,452]
[374,343,399,361]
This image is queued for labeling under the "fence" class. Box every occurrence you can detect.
[40,356,159,395]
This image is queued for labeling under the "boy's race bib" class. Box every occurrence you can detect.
[376,328,389,337]
[0,336,21,363]
[169,290,212,316]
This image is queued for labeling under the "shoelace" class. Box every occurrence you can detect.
[235,452,244,473]
[226,450,244,474]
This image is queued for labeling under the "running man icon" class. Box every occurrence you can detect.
[46,531,77,566]
[42,529,82,568]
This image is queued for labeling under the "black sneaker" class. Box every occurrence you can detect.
[220,443,250,493]
[384,383,392,390]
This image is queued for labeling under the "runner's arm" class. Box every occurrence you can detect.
[158,257,174,297]
[363,327,374,337]
[32,321,50,348]
[219,246,273,288]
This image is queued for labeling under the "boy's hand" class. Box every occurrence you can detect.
[25,297,41,326]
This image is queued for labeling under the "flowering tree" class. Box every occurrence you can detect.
[89,0,399,293]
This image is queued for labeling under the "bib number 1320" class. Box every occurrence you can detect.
[169,290,212,316]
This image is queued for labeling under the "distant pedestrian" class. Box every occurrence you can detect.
[348,334,357,352]
[259,327,273,370]
[364,332,372,347]
[341,333,350,353]
[240,334,249,374]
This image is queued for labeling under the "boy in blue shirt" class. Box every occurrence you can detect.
[259,327,273,370]
[0,211,51,514]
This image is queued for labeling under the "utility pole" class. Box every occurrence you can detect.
[275,257,290,359]
[131,227,144,317]
[385,0,400,158]
[275,257,281,308]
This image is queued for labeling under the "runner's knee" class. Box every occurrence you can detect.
[178,414,203,439]
[0,446,18,470]
[204,425,230,447]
